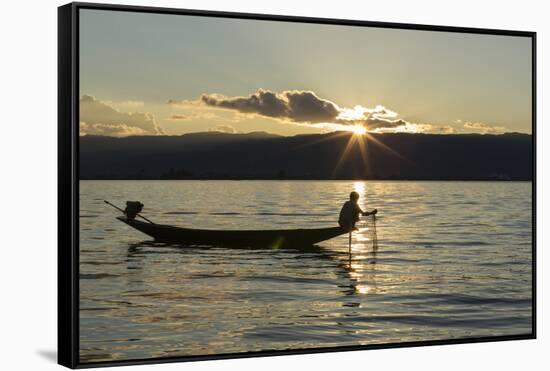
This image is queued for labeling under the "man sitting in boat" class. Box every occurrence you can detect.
[338,191,377,230]
[124,201,144,221]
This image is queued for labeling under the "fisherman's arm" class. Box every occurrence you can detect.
[362,208,378,216]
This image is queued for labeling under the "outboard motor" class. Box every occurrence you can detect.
[124,201,144,220]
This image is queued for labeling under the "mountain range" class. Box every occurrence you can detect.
[79,131,532,181]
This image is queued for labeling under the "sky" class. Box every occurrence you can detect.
[79,9,532,137]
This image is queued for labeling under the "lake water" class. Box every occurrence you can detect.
[79,180,533,363]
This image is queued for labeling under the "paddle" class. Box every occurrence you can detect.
[103,200,155,224]
[348,230,352,255]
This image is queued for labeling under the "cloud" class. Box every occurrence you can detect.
[172,89,503,135]
[167,114,191,121]
[363,118,408,130]
[422,125,456,134]
[199,89,339,123]
[194,89,424,132]
[168,98,240,122]
[208,125,238,134]
[104,100,145,110]
[79,95,162,136]
[118,100,144,108]
[167,99,202,108]
[167,112,223,122]
[79,122,150,136]
[463,122,506,134]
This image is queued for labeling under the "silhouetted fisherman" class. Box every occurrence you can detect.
[338,191,377,230]
[124,201,144,220]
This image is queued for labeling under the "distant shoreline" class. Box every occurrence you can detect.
[80,131,532,181]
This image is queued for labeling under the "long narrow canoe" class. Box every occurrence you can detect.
[117,216,348,248]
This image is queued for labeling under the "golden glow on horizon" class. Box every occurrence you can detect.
[313,122,425,135]
[332,131,369,177]
[331,130,412,178]
[350,125,367,135]
[314,123,369,135]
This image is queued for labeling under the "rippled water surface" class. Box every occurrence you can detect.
[79,180,532,362]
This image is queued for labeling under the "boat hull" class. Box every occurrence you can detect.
[117,217,347,248]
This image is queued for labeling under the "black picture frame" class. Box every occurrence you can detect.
[58,2,537,368]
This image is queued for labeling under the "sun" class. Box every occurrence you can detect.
[349,125,367,135]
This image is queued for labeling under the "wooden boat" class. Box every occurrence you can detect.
[117,216,348,248]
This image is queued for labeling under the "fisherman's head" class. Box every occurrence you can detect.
[349,191,360,202]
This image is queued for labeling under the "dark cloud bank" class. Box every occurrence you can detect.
[196,89,408,131]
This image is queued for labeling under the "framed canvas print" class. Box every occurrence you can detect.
[58,2,536,368]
